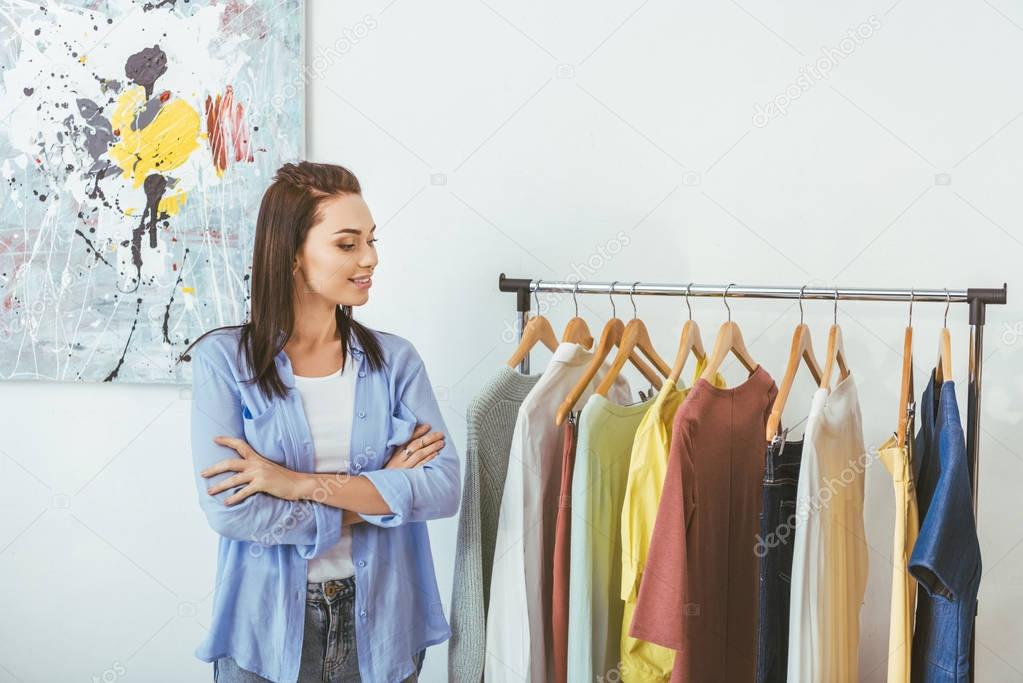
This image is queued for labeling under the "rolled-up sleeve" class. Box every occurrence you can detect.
[190,341,341,558]
[359,355,461,527]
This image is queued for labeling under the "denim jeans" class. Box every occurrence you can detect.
[214,576,426,682]
[756,434,804,683]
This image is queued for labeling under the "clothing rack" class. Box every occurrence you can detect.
[498,272,1007,680]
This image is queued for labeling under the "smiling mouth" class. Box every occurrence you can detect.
[349,276,371,284]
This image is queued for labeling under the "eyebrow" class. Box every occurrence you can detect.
[334,224,377,235]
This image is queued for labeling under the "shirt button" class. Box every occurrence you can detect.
[358,560,366,567]
[359,609,368,618]
[358,411,366,418]
[358,371,365,377]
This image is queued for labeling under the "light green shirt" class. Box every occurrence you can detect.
[567,391,655,682]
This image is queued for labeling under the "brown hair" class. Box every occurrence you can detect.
[177,161,385,400]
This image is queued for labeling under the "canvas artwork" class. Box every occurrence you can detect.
[0,0,305,383]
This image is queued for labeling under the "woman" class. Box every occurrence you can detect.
[180,161,461,682]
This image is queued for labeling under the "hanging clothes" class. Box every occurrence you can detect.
[878,428,919,683]
[909,372,981,683]
[618,358,725,683]
[786,372,869,683]
[566,391,656,682]
[630,365,778,683]
[449,366,541,683]
[756,432,805,683]
[551,410,579,683]
[485,342,632,683]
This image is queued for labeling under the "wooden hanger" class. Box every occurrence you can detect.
[896,290,915,448]
[668,283,708,385]
[561,282,594,349]
[935,289,953,384]
[819,288,851,389]
[556,282,661,425]
[595,282,672,397]
[766,286,824,441]
[506,282,560,368]
[698,283,758,383]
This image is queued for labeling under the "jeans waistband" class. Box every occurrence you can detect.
[306,575,356,603]
[765,437,803,483]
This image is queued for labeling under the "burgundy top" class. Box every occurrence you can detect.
[629,365,777,683]
[551,414,578,683]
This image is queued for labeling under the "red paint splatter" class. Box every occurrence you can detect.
[159,90,171,102]
[204,84,254,173]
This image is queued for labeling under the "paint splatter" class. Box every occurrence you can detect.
[205,85,254,175]
[0,1,303,383]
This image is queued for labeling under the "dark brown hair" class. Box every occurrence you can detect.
[177,161,385,400]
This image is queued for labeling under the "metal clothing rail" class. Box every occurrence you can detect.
[499,272,1007,680]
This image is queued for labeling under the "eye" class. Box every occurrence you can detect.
[368,238,379,247]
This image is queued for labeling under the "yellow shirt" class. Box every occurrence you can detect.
[619,359,726,682]
[879,432,920,683]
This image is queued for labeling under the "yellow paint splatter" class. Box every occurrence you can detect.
[158,190,188,216]
[182,286,195,295]
[108,85,200,189]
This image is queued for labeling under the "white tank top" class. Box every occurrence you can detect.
[292,354,357,582]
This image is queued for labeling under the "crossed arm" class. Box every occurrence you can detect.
[190,344,460,555]
[202,423,445,524]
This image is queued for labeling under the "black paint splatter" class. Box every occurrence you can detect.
[124,45,166,100]
[161,247,188,344]
[103,297,143,382]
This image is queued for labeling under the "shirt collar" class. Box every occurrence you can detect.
[551,341,591,366]
[273,327,364,390]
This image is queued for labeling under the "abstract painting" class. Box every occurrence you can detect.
[0,0,305,383]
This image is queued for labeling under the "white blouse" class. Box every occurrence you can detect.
[293,355,358,582]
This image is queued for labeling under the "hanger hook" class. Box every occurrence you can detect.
[629,281,640,320]
[723,283,735,322]
[572,281,580,318]
[685,282,694,321]
[608,280,618,319]
[833,288,839,326]
[944,288,951,328]
[908,288,914,327]
[533,279,541,315]
[798,285,807,325]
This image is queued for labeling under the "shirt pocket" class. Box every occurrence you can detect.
[240,398,287,465]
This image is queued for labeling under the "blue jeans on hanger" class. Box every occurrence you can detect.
[755,434,804,683]
[214,576,426,682]
[910,376,981,682]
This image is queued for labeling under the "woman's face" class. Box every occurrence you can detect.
[293,192,378,306]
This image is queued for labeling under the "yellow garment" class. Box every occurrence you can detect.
[619,359,726,682]
[879,432,920,683]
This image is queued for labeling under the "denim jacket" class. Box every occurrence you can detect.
[189,326,460,683]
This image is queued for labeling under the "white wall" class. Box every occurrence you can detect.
[3,0,1023,681]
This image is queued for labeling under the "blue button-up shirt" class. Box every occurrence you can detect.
[188,326,460,683]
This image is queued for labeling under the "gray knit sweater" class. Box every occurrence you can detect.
[448,366,542,683]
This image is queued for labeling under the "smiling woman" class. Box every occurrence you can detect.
[175,161,461,683]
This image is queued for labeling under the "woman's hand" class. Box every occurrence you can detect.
[201,436,302,505]
[386,422,444,470]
